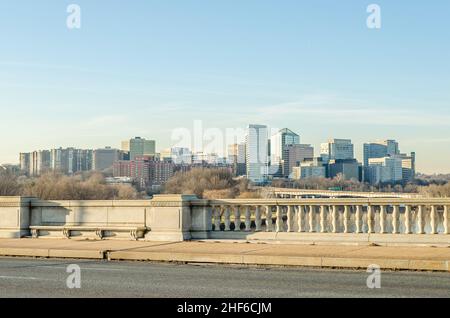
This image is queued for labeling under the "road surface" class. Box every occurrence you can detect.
[0,257,449,298]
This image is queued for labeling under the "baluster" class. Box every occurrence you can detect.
[320,205,326,233]
[276,205,283,232]
[430,205,437,234]
[331,205,338,233]
[266,206,272,232]
[287,206,294,232]
[355,205,362,233]
[418,205,425,234]
[392,205,399,234]
[404,205,411,234]
[367,205,374,234]
[255,206,262,231]
[309,205,315,232]
[379,205,386,234]
[214,206,221,232]
[297,206,304,232]
[224,206,231,231]
[234,206,241,231]
[244,206,251,232]
[444,205,449,235]
[343,206,350,233]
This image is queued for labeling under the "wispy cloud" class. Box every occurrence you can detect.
[246,95,450,127]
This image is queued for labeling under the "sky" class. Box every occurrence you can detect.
[0,0,449,173]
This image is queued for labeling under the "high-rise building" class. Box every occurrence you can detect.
[227,143,246,176]
[149,161,175,186]
[396,152,416,183]
[270,128,300,176]
[246,124,269,183]
[292,158,326,179]
[93,147,121,171]
[366,156,403,185]
[121,140,130,152]
[113,156,175,188]
[30,150,51,176]
[283,144,314,178]
[328,159,360,181]
[128,137,156,161]
[48,148,92,174]
[320,139,354,162]
[363,140,400,166]
[19,153,30,175]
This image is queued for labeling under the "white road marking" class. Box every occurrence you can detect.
[0,275,40,280]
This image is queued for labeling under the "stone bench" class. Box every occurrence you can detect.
[29,225,147,241]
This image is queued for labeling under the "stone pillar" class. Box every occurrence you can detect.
[213,206,221,232]
[320,205,326,233]
[309,205,315,233]
[379,205,387,234]
[343,206,350,233]
[430,205,437,234]
[404,205,412,234]
[234,206,241,232]
[244,206,251,232]
[444,205,449,235]
[224,206,231,231]
[276,205,283,232]
[145,194,197,241]
[0,197,34,238]
[255,206,262,231]
[331,205,338,233]
[355,205,362,234]
[418,205,425,234]
[367,205,374,234]
[287,205,294,232]
[297,206,304,232]
[392,205,399,234]
[266,206,272,232]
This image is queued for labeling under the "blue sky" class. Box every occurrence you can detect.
[0,1,449,173]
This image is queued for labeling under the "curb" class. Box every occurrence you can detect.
[1,247,448,272]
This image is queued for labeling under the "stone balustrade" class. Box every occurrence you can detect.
[1,196,449,245]
[191,198,450,237]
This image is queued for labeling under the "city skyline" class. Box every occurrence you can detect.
[1,1,450,173]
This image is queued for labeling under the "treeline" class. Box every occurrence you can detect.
[419,183,450,198]
[0,171,142,200]
[163,168,260,199]
[2,168,449,199]
[272,175,419,193]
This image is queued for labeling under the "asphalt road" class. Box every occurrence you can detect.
[0,257,449,298]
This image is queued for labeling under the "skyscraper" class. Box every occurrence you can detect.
[283,144,314,178]
[129,137,156,161]
[228,143,246,176]
[363,140,400,166]
[93,147,121,171]
[19,153,30,175]
[270,128,300,177]
[246,124,269,183]
[366,157,403,185]
[320,139,354,162]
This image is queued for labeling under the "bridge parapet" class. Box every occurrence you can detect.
[1,196,449,246]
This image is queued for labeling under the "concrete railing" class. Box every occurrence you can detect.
[1,195,449,245]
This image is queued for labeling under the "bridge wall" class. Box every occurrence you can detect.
[1,195,449,246]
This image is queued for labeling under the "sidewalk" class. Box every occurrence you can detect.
[0,238,449,272]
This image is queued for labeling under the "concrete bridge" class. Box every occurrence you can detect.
[263,187,422,199]
[1,195,449,247]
